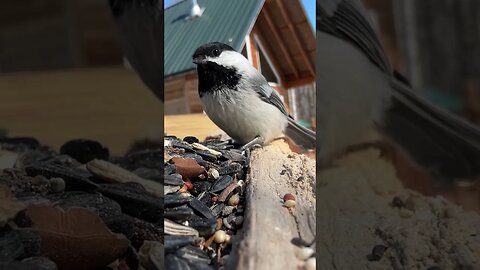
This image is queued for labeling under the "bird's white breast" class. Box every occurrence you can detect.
[201,89,287,145]
[317,32,392,160]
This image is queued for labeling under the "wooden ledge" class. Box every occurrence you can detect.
[231,140,316,270]
[317,149,480,269]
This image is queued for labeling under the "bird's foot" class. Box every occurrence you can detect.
[240,136,262,152]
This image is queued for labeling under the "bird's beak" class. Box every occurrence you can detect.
[193,55,206,64]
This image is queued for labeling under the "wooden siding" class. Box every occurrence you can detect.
[165,77,186,100]
[185,77,203,113]
[165,98,188,115]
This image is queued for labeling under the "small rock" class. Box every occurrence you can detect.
[48,178,65,193]
[60,139,109,164]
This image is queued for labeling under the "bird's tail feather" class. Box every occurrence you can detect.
[381,79,480,181]
[285,118,316,150]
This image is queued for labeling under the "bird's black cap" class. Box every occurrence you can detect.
[192,42,235,64]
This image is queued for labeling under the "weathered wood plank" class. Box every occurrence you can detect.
[317,149,480,270]
[233,141,316,270]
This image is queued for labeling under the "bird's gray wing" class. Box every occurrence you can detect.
[251,76,289,116]
[317,0,392,73]
[109,0,164,101]
[251,74,316,149]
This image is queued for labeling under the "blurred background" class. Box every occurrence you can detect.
[0,0,163,155]
[364,0,479,115]
[163,0,316,143]
[361,0,480,211]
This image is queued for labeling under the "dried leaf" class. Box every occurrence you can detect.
[24,204,129,270]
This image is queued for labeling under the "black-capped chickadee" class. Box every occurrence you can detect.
[317,0,480,181]
[192,42,316,150]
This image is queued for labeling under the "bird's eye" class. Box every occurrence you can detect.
[213,49,220,56]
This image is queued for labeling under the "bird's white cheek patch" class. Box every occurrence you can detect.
[207,51,252,75]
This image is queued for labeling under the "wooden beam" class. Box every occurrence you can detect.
[246,34,261,69]
[253,32,287,86]
[277,20,310,30]
[276,0,315,77]
[261,9,299,79]
[283,76,315,89]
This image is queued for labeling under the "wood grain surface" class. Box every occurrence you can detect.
[0,67,163,155]
[232,141,316,270]
[317,149,480,270]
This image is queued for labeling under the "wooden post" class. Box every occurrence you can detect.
[230,141,316,270]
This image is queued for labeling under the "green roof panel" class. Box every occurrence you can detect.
[164,0,265,77]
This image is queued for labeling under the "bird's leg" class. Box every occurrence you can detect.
[240,136,262,152]
[224,138,235,145]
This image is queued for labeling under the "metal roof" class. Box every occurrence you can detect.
[164,0,265,78]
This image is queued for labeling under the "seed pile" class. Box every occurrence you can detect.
[164,136,249,269]
[0,136,163,270]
